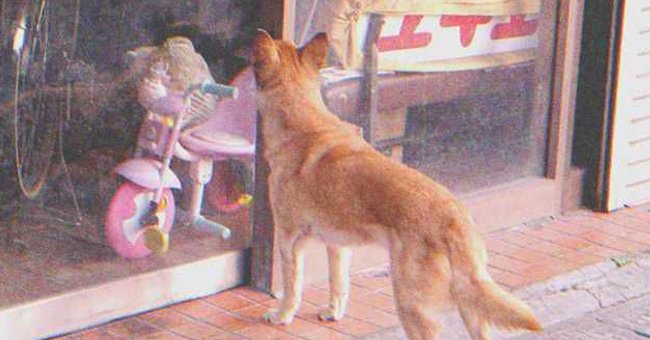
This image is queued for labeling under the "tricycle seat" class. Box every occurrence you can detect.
[179,129,254,158]
[178,67,257,159]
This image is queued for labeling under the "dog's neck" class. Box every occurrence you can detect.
[257,81,348,165]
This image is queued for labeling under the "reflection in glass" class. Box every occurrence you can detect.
[0,0,255,307]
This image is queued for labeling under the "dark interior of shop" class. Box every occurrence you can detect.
[0,0,256,307]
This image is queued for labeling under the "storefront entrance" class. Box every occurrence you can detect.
[0,0,588,337]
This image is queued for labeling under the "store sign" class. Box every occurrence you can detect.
[358,13,540,71]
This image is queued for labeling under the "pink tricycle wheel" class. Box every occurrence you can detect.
[105,181,175,259]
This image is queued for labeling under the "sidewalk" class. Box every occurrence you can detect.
[513,293,650,340]
[57,203,650,339]
[365,239,650,339]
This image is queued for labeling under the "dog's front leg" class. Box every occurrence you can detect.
[319,246,352,322]
[264,231,308,325]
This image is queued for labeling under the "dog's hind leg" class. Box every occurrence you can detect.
[459,306,491,340]
[390,244,444,340]
[319,246,352,321]
[264,230,309,325]
[392,279,441,340]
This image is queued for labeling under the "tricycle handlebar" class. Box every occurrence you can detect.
[198,81,239,99]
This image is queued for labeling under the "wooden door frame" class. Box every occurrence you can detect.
[251,0,586,292]
[250,0,295,292]
[572,1,623,211]
[595,1,623,211]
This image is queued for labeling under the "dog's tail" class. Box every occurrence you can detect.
[444,219,542,332]
[454,276,542,331]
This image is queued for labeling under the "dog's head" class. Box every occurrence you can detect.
[252,30,328,92]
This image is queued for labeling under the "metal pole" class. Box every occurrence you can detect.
[360,12,385,146]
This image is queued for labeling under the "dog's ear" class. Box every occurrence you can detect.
[299,33,328,71]
[253,29,279,67]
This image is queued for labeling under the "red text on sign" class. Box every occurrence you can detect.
[440,15,492,47]
[491,15,539,40]
[377,15,432,52]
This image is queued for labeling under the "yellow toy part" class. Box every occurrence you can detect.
[143,226,170,255]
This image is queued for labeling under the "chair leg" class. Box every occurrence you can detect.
[188,158,213,221]
[188,158,231,239]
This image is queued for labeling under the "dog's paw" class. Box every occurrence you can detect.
[318,308,344,322]
[263,309,293,325]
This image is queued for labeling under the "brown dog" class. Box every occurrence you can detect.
[252,30,541,340]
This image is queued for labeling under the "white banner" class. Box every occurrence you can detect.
[355,13,540,71]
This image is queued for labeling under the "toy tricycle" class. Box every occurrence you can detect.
[104,44,256,259]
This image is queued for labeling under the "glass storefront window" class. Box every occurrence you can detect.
[0,0,255,307]
[296,0,555,194]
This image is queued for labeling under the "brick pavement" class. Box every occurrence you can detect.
[57,203,650,339]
